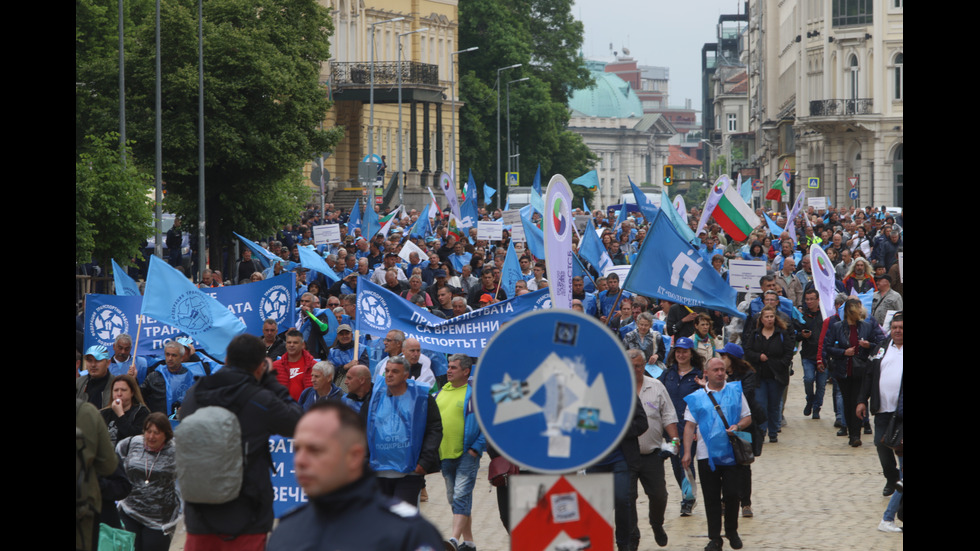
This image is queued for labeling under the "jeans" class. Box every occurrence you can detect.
[883,455,904,522]
[587,458,632,550]
[802,358,828,411]
[441,453,480,515]
[755,378,785,438]
[832,378,845,425]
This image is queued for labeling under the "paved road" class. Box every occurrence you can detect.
[169,357,904,550]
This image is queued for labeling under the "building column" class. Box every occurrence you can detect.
[421,101,431,181]
[434,104,443,178]
[409,100,418,173]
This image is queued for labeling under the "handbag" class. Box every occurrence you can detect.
[707,391,755,465]
[488,455,519,487]
[881,379,903,450]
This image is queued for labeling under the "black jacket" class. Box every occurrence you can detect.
[181,366,303,536]
[266,473,443,551]
[858,339,903,417]
[742,328,795,385]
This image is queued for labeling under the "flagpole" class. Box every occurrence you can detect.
[605,288,625,327]
[572,253,598,290]
[130,314,145,372]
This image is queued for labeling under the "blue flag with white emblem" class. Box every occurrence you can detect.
[111,259,141,296]
[347,199,361,237]
[140,256,247,360]
[624,212,744,319]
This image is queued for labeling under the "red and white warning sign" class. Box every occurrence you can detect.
[510,474,614,551]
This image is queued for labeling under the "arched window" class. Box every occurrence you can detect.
[848,54,859,101]
[893,53,903,100]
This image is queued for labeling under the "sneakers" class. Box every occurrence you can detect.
[653,525,668,547]
[878,520,902,533]
[741,505,754,518]
[680,500,695,516]
[445,538,459,551]
[812,407,821,420]
[769,435,778,443]
[864,424,873,435]
[836,427,848,436]
[458,544,477,551]
[727,531,743,549]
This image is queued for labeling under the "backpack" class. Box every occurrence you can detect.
[174,387,259,504]
[76,401,96,523]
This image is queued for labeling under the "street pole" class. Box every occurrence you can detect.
[496,63,521,211]
[369,17,404,198]
[506,77,529,180]
[450,47,478,181]
[397,27,428,208]
[197,0,206,278]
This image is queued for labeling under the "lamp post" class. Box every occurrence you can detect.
[450,46,478,181]
[369,16,405,197]
[397,27,429,207]
[506,77,529,178]
[496,63,521,211]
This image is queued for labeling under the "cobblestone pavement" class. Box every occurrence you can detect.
[169,358,904,550]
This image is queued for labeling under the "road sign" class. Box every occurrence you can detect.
[782,160,792,172]
[848,176,859,188]
[474,310,636,474]
[507,172,520,186]
[849,188,859,200]
[807,177,819,189]
[510,474,614,551]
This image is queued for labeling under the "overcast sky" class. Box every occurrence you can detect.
[573,0,746,114]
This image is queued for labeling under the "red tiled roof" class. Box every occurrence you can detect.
[668,145,701,166]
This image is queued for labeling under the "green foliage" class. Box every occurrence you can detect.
[76,0,343,253]
[76,133,154,266]
[458,0,595,189]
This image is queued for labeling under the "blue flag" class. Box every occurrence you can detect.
[530,165,544,214]
[615,198,629,229]
[466,169,479,202]
[571,170,600,190]
[623,212,744,319]
[459,185,479,229]
[297,245,341,283]
[500,239,522,299]
[629,177,660,225]
[483,183,496,205]
[740,177,753,205]
[763,211,784,237]
[410,203,432,238]
[140,256,247,360]
[583,197,590,214]
[661,190,697,244]
[519,205,545,259]
[111,259,141,296]
[234,232,282,269]
[578,218,613,276]
[362,202,381,240]
[347,199,361,237]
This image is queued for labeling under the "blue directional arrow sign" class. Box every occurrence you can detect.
[473,310,636,474]
[849,188,859,200]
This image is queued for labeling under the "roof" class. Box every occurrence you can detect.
[568,68,645,118]
[668,145,702,167]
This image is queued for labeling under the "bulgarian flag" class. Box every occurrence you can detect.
[378,206,402,238]
[713,179,762,241]
[447,215,465,242]
[766,171,789,201]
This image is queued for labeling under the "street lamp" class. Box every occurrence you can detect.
[496,63,522,211]
[506,77,530,178]
[397,27,429,207]
[450,46,478,181]
[368,16,405,179]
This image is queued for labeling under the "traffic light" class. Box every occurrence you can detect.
[663,165,673,186]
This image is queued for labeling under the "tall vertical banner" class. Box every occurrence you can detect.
[439,172,462,223]
[544,175,574,310]
[809,245,837,319]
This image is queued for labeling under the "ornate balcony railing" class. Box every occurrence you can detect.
[809,99,873,117]
[331,61,440,87]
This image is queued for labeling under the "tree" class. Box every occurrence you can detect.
[76,133,155,266]
[76,0,343,266]
[458,0,595,190]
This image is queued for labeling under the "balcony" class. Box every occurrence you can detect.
[809,99,873,117]
[330,61,444,104]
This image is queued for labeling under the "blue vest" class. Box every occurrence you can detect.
[683,381,744,470]
[159,367,195,417]
[367,380,429,474]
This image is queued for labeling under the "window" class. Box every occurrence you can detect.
[893,53,903,100]
[848,55,859,101]
[832,0,873,27]
[727,113,737,132]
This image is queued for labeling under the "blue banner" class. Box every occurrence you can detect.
[623,212,744,319]
[355,278,551,355]
[269,436,307,518]
[347,198,361,236]
[84,273,297,357]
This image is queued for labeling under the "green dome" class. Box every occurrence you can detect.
[569,67,644,118]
